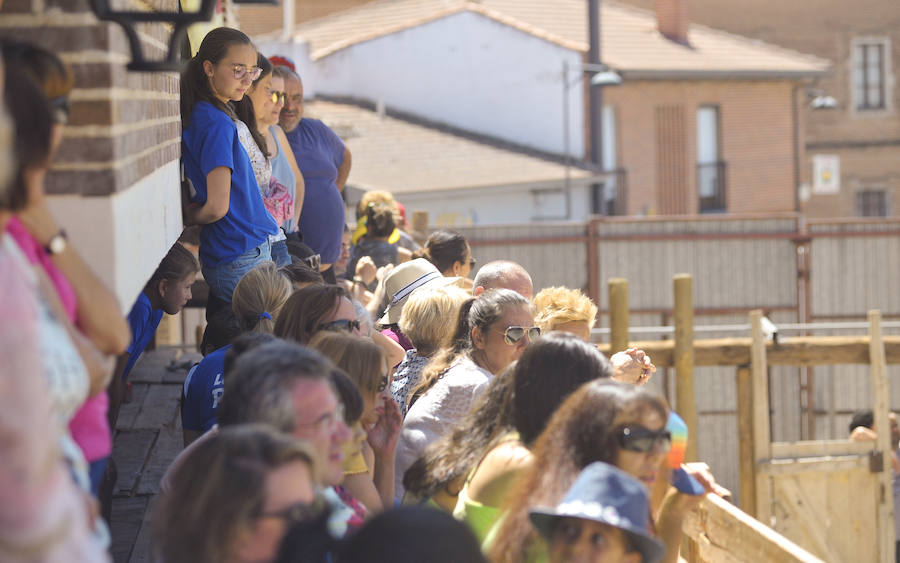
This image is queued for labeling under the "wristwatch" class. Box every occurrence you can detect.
[44,229,68,255]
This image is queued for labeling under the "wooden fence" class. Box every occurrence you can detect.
[456,215,900,500]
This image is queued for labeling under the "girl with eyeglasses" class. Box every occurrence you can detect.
[233,54,306,267]
[309,331,402,515]
[181,28,280,309]
[394,289,537,500]
[488,380,704,563]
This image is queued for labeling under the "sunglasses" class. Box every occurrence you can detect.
[270,90,287,104]
[500,325,541,345]
[377,373,388,393]
[317,319,361,334]
[303,253,321,271]
[617,426,672,454]
[230,63,263,81]
[469,257,477,267]
[260,494,327,525]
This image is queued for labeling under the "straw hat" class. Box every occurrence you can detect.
[378,259,447,325]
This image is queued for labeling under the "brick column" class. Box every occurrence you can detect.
[0,0,184,309]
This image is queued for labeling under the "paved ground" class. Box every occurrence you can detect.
[108,347,201,563]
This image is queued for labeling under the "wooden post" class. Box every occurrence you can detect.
[736,366,757,516]
[608,278,629,353]
[869,310,895,563]
[673,274,697,461]
[411,211,429,245]
[750,310,773,525]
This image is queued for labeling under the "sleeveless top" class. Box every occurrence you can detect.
[452,432,521,544]
[269,125,298,233]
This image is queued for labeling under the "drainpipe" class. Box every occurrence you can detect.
[587,0,603,169]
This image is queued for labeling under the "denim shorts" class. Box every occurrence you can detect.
[202,240,272,302]
[271,238,291,268]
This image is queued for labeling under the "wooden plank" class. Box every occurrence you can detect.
[116,383,149,431]
[111,429,157,495]
[750,311,773,524]
[132,384,182,430]
[757,456,869,476]
[772,474,842,561]
[869,310,895,563]
[109,496,149,563]
[608,278,629,353]
[770,440,873,459]
[674,274,698,462]
[736,367,756,516]
[597,335,900,368]
[128,497,155,563]
[681,494,822,563]
[136,426,184,495]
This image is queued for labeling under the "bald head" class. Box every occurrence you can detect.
[472,260,533,300]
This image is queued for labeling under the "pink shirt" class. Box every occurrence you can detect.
[6,217,112,461]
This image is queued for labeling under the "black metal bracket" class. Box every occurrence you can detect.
[88,0,217,72]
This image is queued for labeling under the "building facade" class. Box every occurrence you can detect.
[621,0,900,218]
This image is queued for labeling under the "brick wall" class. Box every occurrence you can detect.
[0,0,184,308]
[606,79,798,215]
[618,0,900,218]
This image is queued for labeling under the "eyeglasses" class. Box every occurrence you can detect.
[50,96,70,125]
[468,257,477,267]
[499,325,541,345]
[270,90,287,104]
[260,494,327,525]
[617,426,672,454]
[230,63,262,81]
[297,402,346,432]
[317,319,361,334]
[303,253,321,271]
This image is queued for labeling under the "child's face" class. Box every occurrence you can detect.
[205,43,258,103]
[160,273,196,315]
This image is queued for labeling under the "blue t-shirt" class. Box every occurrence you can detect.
[183,102,277,267]
[285,118,346,264]
[123,291,164,379]
[181,344,230,432]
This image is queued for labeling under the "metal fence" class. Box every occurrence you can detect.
[456,214,900,500]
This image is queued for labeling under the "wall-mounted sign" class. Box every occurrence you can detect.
[812,154,840,194]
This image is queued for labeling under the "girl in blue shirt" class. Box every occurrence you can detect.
[180,28,278,306]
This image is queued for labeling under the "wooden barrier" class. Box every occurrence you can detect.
[608,278,629,354]
[681,494,822,562]
[674,274,698,462]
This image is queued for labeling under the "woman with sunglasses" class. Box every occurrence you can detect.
[309,331,402,514]
[488,380,702,563]
[395,289,536,500]
[181,28,280,308]
[233,54,305,267]
[151,424,323,563]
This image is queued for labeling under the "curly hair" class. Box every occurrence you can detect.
[533,286,598,333]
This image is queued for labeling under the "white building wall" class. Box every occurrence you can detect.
[47,161,183,311]
[266,11,585,158]
[396,183,593,227]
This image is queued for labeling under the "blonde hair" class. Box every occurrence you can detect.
[399,285,471,357]
[357,190,397,218]
[308,331,386,394]
[533,286,598,333]
[232,262,292,334]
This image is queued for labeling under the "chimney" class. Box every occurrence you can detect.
[656,0,689,45]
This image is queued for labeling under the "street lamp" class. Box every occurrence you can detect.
[89,0,218,71]
[561,61,623,218]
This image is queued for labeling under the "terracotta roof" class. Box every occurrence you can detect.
[269,0,829,76]
[303,99,593,194]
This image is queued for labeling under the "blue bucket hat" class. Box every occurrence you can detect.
[529,462,666,563]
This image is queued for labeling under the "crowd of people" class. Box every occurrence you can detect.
[0,29,733,563]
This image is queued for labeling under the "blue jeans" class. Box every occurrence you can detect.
[202,240,272,302]
[271,239,291,267]
[88,457,109,497]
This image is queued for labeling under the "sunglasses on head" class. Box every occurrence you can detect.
[617,426,672,454]
[303,253,322,271]
[230,63,263,81]
[500,325,541,345]
[270,90,287,104]
[50,96,70,125]
[317,319,361,334]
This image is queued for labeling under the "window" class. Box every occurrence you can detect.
[697,105,725,212]
[856,190,888,217]
[853,38,891,111]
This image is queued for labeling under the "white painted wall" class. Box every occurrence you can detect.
[47,161,183,311]
[264,11,585,158]
[395,182,593,227]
